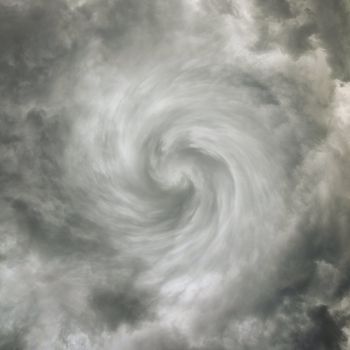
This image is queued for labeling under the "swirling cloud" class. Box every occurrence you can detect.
[0,1,350,349]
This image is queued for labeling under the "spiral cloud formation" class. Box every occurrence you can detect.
[1,0,350,349]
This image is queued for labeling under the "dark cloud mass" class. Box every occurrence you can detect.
[1,0,350,349]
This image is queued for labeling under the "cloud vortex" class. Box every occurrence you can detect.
[1,0,350,349]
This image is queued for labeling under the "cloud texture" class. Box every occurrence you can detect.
[1,0,350,349]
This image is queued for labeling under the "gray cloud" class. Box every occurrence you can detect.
[253,0,350,81]
[295,305,346,350]
[1,0,350,349]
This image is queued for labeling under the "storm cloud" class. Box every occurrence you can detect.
[1,0,350,349]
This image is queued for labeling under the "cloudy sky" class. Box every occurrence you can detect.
[1,0,350,349]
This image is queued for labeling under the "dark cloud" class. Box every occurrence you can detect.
[253,0,350,81]
[255,0,292,19]
[311,0,350,81]
[90,286,153,330]
[0,1,77,101]
[0,332,24,350]
[294,305,346,350]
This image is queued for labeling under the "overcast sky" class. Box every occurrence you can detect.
[1,0,350,349]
